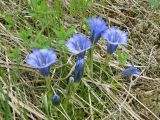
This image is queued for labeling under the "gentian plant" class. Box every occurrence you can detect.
[65,33,92,82]
[25,48,58,76]
[24,16,142,119]
[122,64,141,77]
[25,48,58,108]
[102,26,128,54]
[65,33,92,59]
[88,17,108,78]
[52,95,61,106]
[88,17,107,44]
[74,59,85,82]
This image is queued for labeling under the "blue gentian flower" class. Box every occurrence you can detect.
[65,33,92,59]
[25,48,58,76]
[74,59,85,82]
[88,17,107,44]
[52,95,60,106]
[122,64,141,77]
[102,26,128,54]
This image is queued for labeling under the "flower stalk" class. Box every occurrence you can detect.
[45,76,52,99]
[88,43,94,79]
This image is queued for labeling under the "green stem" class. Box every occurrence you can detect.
[45,76,52,118]
[66,78,79,98]
[52,106,58,119]
[64,78,79,113]
[102,55,111,71]
[89,44,94,79]
[105,55,111,66]
[46,76,52,97]
[63,51,68,76]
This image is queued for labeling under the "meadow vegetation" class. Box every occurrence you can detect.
[0,0,160,120]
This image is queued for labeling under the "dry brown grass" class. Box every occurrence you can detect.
[0,0,160,120]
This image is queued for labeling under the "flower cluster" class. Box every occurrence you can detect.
[65,33,91,82]
[25,16,141,105]
[25,17,141,81]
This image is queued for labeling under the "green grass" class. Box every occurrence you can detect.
[148,0,160,8]
[0,0,160,120]
[70,0,93,18]
[0,85,13,120]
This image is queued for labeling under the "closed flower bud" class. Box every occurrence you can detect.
[74,59,85,82]
[52,95,60,106]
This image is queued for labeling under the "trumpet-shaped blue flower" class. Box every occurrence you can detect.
[65,33,92,59]
[122,64,141,77]
[88,17,107,44]
[74,59,85,82]
[25,48,58,76]
[102,26,128,54]
[52,95,60,106]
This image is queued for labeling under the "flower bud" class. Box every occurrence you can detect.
[52,95,60,106]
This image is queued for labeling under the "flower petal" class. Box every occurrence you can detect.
[107,43,118,54]
[122,64,141,77]
[88,17,107,43]
[25,48,58,76]
[102,26,128,45]
[65,33,92,55]
[38,67,50,76]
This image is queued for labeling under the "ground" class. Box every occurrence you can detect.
[0,0,160,120]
